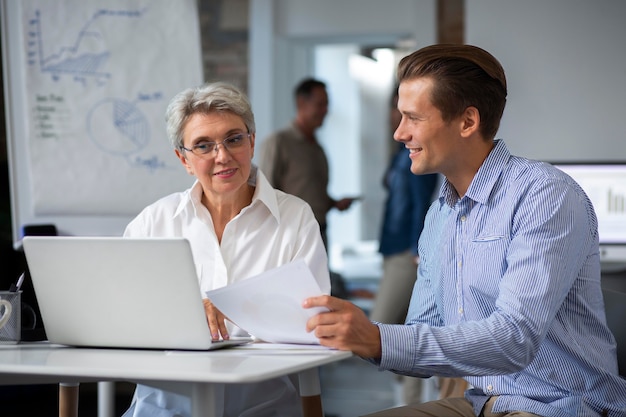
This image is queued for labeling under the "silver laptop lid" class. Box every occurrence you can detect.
[23,236,249,350]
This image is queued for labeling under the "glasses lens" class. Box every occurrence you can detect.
[194,143,215,154]
[186,134,248,156]
[224,134,246,149]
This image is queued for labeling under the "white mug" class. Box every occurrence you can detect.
[0,299,13,330]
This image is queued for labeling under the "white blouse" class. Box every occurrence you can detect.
[122,166,330,417]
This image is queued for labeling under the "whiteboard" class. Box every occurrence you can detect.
[1,0,203,248]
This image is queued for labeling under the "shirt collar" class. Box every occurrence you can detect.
[173,164,281,222]
[440,139,511,207]
[250,165,282,222]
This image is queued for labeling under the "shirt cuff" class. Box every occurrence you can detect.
[378,323,419,372]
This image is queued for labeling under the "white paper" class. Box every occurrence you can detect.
[237,343,332,350]
[205,260,328,344]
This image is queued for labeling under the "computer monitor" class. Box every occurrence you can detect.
[552,162,626,271]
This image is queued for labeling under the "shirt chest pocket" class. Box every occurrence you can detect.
[465,233,509,283]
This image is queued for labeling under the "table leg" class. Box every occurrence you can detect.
[191,383,218,417]
[59,382,79,417]
[301,394,324,417]
[98,381,115,417]
[298,367,324,417]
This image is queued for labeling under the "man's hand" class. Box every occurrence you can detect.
[304,295,382,358]
[334,197,360,211]
[203,298,229,340]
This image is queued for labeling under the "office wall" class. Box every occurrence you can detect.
[466,0,626,162]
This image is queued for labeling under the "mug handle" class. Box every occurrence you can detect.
[0,299,13,330]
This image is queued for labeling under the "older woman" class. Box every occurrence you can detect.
[122,82,330,417]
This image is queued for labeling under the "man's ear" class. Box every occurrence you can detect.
[175,149,194,176]
[460,106,480,138]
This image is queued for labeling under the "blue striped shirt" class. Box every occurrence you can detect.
[376,140,626,417]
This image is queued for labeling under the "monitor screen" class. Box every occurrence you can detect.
[552,162,626,266]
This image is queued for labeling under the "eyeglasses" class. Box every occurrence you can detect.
[180,133,251,156]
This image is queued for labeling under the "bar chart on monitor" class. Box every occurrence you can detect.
[554,162,626,269]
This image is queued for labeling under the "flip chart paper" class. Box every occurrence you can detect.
[19,0,202,215]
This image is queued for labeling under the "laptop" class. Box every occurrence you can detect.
[22,236,252,350]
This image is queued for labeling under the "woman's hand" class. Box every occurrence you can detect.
[203,298,229,340]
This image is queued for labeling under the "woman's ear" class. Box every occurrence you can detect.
[175,149,194,176]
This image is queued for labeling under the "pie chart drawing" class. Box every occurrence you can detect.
[87,98,150,156]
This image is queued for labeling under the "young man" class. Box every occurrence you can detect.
[304,44,626,417]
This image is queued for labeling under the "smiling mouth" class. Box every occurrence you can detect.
[215,168,237,176]
[408,146,423,154]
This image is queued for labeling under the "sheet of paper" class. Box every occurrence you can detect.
[205,260,327,344]
[235,342,334,351]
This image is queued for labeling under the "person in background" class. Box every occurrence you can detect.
[122,81,330,417]
[258,77,358,252]
[259,77,358,298]
[369,85,438,405]
[304,44,626,416]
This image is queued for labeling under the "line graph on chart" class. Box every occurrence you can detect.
[24,6,169,169]
[26,8,144,87]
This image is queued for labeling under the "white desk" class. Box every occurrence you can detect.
[0,343,352,417]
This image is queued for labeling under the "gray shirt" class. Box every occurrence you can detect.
[258,123,334,226]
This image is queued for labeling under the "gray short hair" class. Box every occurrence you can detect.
[165,82,256,149]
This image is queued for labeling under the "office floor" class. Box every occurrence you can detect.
[320,355,399,417]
